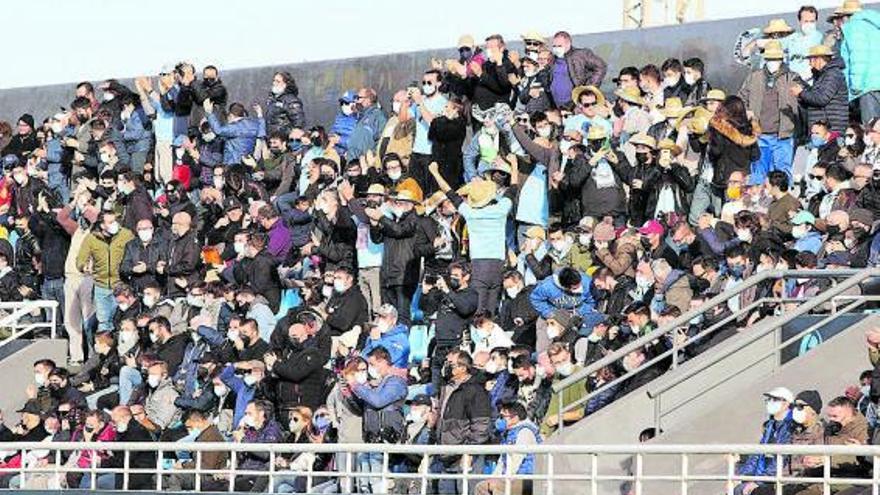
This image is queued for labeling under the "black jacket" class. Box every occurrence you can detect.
[1,131,38,160]
[420,286,479,347]
[104,420,156,490]
[596,276,636,317]
[325,286,369,336]
[559,151,628,224]
[439,375,492,445]
[313,207,357,273]
[272,340,329,411]
[153,333,189,376]
[265,89,306,135]
[499,286,540,348]
[620,160,694,226]
[165,230,202,298]
[857,182,880,220]
[469,53,516,111]
[233,251,281,313]
[120,235,168,292]
[31,210,70,280]
[799,57,849,133]
[708,117,761,189]
[121,186,154,231]
[428,116,467,192]
[371,211,422,287]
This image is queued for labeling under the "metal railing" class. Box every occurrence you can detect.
[1,441,880,494]
[0,300,58,349]
[551,268,875,431]
[646,270,880,430]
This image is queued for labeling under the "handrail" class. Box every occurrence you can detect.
[550,268,869,431]
[645,269,880,401]
[0,300,58,348]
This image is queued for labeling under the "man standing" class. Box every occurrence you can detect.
[792,45,850,133]
[739,41,800,182]
[76,211,134,332]
[548,31,608,106]
[346,88,387,163]
[841,4,880,124]
[410,70,449,194]
[162,212,202,300]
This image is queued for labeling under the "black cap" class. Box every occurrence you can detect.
[612,66,640,84]
[1,154,20,170]
[18,113,35,130]
[223,196,242,212]
[408,394,433,407]
[795,390,823,413]
[196,351,221,364]
[16,399,42,416]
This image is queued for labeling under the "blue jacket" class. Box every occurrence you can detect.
[174,339,209,398]
[330,111,358,155]
[122,108,153,154]
[500,421,542,474]
[219,363,256,428]
[738,413,794,477]
[794,231,822,255]
[529,271,596,319]
[207,113,266,165]
[345,106,388,161]
[362,323,411,368]
[842,9,880,100]
[352,373,408,439]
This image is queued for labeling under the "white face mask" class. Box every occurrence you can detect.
[175,148,185,160]
[845,136,856,146]
[765,399,783,416]
[227,329,239,341]
[546,324,562,340]
[392,101,402,114]
[663,75,680,88]
[551,239,568,253]
[120,330,137,344]
[34,373,46,386]
[792,408,808,424]
[355,371,368,384]
[147,374,161,388]
[505,286,521,299]
[106,222,120,235]
[243,374,258,386]
[684,74,697,86]
[242,415,257,428]
[422,83,437,96]
[149,332,160,343]
[766,61,782,73]
[555,361,574,377]
[368,365,381,380]
[341,104,354,116]
[233,242,245,255]
[102,92,115,102]
[333,280,347,293]
[118,302,130,312]
[138,228,153,243]
[551,46,566,58]
[213,384,228,397]
[636,275,653,289]
[736,229,753,243]
[792,225,807,239]
[142,294,156,308]
[801,22,817,34]
[537,126,552,138]
[50,122,63,134]
[484,361,500,374]
[116,421,128,433]
[322,285,333,298]
[202,132,216,142]
[272,84,285,96]
[387,169,402,181]
[578,234,592,246]
[213,177,225,189]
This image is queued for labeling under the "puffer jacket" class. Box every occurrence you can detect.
[439,375,492,446]
[738,65,800,139]
[206,113,265,165]
[841,9,880,100]
[564,46,608,87]
[330,110,358,155]
[265,89,306,134]
[370,211,422,287]
[75,227,135,288]
[707,116,761,189]
[799,57,849,132]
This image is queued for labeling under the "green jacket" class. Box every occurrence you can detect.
[76,228,135,288]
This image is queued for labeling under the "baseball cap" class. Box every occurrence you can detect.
[16,399,42,416]
[764,386,794,403]
[638,220,665,236]
[794,390,823,413]
[791,210,816,226]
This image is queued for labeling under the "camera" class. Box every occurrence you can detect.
[424,274,438,285]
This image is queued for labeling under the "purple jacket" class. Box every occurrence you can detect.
[266,218,293,262]
[239,419,285,471]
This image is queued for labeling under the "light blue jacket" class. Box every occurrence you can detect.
[529,271,595,319]
[207,113,266,165]
[841,9,880,100]
[362,323,410,368]
[458,196,512,260]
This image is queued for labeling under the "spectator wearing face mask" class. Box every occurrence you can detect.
[791,211,822,254]
[231,400,285,492]
[120,218,167,293]
[133,360,180,433]
[409,70,448,193]
[76,210,134,332]
[822,396,869,479]
[548,31,607,106]
[330,91,359,157]
[500,270,540,348]
[733,387,794,495]
[362,304,410,368]
[265,71,305,135]
[542,342,583,434]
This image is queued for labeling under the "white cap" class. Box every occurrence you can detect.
[764,387,794,403]
[159,63,175,75]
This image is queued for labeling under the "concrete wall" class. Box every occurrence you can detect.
[1,4,876,129]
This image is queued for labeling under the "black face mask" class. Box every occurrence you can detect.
[635,152,651,165]
[853,226,869,239]
[826,225,841,236]
[237,301,250,313]
[204,78,217,86]
[166,192,179,204]
[640,237,653,250]
[459,47,473,61]
[448,277,462,291]
[240,334,251,346]
[588,141,604,153]
[825,420,843,437]
[197,367,210,381]
[311,135,324,148]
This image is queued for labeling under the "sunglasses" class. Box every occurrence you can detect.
[580,101,598,108]
[808,174,825,180]
[421,81,435,86]
[525,41,542,46]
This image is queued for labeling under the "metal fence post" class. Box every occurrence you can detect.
[727,453,735,495]
[681,453,688,495]
[873,455,878,495]
[547,451,555,495]
[591,453,598,495]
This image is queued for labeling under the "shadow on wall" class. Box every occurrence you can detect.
[0,4,874,128]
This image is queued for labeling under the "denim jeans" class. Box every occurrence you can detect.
[357,451,384,494]
[119,365,143,405]
[752,135,794,183]
[79,473,115,489]
[93,285,116,332]
[688,179,724,225]
[86,384,118,410]
[41,277,65,335]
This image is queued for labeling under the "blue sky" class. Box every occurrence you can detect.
[0,0,846,89]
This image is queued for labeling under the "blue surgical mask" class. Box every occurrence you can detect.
[729,264,745,279]
[810,135,825,149]
[494,417,508,433]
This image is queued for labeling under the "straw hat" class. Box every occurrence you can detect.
[614,86,645,106]
[834,0,862,16]
[658,138,682,156]
[628,132,657,150]
[457,34,475,48]
[660,97,691,118]
[763,18,795,35]
[586,124,609,141]
[571,85,606,107]
[365,183,386,197]
[701,89,726,102]
[465,179,498,208]
[805,45,834,58]
[524,225,546,240]
[763,40,785,60]
[520,30,545,43]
